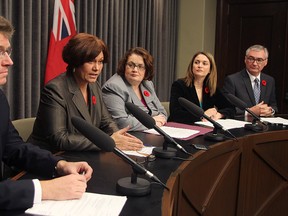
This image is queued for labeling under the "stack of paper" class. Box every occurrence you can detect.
[195,119,248,130]
[25,192,127,216]
[261,117,288,125]
[144,126,199,139]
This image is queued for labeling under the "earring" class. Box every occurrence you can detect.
[72,68,76,73]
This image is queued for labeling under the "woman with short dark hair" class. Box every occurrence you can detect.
[102,47,167,131]
[30,33,143,152]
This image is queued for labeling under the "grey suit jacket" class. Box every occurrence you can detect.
[222,69,278,115]
[102,74,167,131]
[30,73,118,152]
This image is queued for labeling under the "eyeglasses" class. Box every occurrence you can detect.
[136,154,156,164]
[246,56,266,64]
[0,47,12,58]
[126,61,146,71]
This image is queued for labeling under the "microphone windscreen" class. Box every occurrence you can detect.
[125,102,155,129]
[71,116,115,152]
[178,97,204,117]
[225,94,247,110]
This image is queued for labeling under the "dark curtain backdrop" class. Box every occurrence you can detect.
[0,0,178,120]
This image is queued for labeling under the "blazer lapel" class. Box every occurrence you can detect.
[259,74,266,102]
[241,70,257,105]
[126,83,151,114]
[124,81,142,106]
[67,75,92,123]
[140,83,153,105]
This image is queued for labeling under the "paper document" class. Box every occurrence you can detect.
[195,119,248,130]
[261,117,288,125]
[144,126,199,139]
[25,192,127,216]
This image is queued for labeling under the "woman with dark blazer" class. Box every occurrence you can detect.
[168,51,235,124]
[30,33,143,152]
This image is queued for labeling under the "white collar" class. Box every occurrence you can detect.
[246,70,261,83]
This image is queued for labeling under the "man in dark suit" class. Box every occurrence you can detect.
[222,44,278,116]
[0,16,93,210]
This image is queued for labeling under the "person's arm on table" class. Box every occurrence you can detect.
[38,160,93,201]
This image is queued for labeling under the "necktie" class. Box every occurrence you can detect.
[254,78,260,104]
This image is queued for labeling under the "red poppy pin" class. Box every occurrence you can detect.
[92,96,96,104]
[204,87,209,94]
[261,80,267,86]
[143,90,150,97]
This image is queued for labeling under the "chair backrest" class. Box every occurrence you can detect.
[12,117,36,142]
[161,101,170,117]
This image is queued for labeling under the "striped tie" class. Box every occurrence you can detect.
[254,78,260,104]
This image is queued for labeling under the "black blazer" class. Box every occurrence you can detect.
[168,79,235,124]
[30,72,118,152]
[222,69,278,115]
[0,90,61,210]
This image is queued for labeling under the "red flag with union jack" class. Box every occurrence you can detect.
[44,0,76,84]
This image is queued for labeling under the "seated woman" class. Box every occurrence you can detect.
[102,47,167,131]
[29,33,143,152]
[168,51,235,124]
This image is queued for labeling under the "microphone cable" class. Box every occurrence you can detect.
[223,129,238,141]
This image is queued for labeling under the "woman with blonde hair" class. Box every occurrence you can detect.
[168,51,235,124]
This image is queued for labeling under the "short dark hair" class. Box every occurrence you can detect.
[0,16,14,39]
[62,33,109,73]
[117,47,154,81]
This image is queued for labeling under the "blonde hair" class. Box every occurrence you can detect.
[184,51,217,96]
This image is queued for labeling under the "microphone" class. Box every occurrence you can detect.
[125,102,191,158]
[178,97,236,141]
[224,93,267,131]
[71,116,168,196]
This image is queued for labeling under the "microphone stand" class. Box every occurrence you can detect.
[113,148,151,196]
[152,142,177,159]
[244,108,266,132]
[151,126,178,158]
[114,147,168,196]
[204,126,226,141]
[224,93,266,132]
[116,168,151,196]
[244,117,264,132]
[71,116,168,196]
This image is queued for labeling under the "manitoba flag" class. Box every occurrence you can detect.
[44,0,76,84]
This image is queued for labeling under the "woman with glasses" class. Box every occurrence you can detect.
[29,33,143,152]
[102,47,167,131]
[222,44,277,116]
[168,51,235,124]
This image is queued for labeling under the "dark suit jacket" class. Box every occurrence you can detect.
[0,90,61,210]
[168,79,235,124]
[30,72,118,152]
[222,69,278,115]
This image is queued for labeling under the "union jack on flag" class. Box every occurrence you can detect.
[44,0,77,84]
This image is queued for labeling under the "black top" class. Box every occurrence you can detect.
[168,79,235,124]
